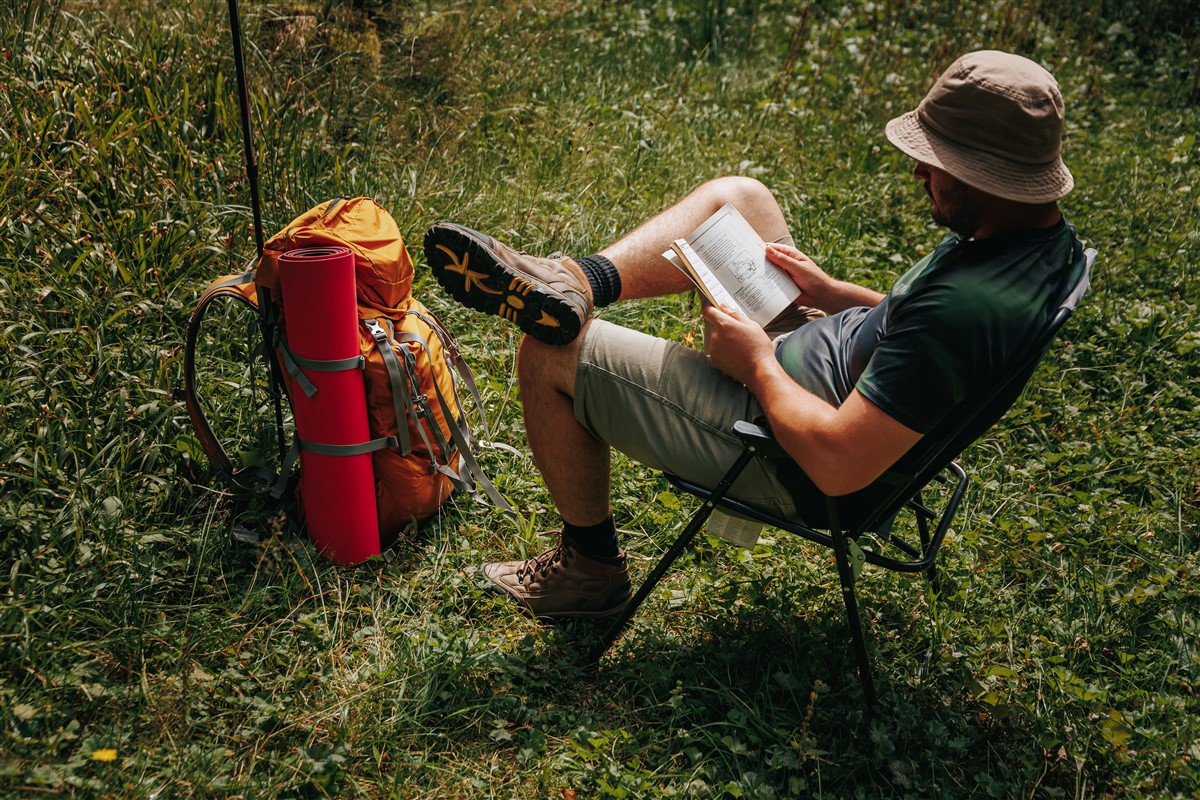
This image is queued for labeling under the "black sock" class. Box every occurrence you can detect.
[575,254,622,308]
[563,515,621,559]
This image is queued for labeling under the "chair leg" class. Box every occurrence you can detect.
[593,447,759,662]
[591,500,714,661]
[916,512,940,593]
[826,502,878,709]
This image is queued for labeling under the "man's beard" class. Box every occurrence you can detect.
[930,184,981,238]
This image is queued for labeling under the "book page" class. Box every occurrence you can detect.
[662,203,800,327]
[686,204,800,327]
[669,241,736,309]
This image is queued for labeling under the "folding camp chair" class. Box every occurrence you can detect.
[595,247,1095,707]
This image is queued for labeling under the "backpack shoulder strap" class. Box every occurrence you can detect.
[182,272,277,490]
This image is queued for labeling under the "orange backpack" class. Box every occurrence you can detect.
[183,197,512,551]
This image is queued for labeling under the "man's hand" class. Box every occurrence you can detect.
[766,243,885,312]
[701,303,774,388]
[766,243,833,297]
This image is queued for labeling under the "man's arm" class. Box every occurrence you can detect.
[766,243,885,313]
[703,304,921,496]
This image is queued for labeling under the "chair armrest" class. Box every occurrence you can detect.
[732,419,789,459]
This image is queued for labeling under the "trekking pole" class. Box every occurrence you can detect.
[226,0,288,465]
[227,0,265,255]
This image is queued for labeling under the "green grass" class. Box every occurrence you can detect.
[2,0,1199,797]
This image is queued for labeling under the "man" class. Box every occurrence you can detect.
[423,50,1085,619]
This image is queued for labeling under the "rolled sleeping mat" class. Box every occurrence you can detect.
[277,246,381,565]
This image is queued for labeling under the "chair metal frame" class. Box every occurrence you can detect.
[595,248,1095,707]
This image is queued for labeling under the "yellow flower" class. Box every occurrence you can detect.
[91,749,118,762]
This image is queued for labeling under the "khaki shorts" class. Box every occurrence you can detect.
[574,318,809,520]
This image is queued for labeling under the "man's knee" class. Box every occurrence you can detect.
[699,175,777,210]
[517,325,586,394]
[694,176,786,239]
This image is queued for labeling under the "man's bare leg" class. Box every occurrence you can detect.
[480,326,630,619]
[515,176,791,524]
[511,176,789,518]
[517,328,609,526]
[598,176,792,299]
[477,177,793,618]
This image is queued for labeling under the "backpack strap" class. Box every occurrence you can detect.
[391,323,516,516]
[364,318,419,456]
[412,310,521,462]
[299,436,397,456]
[406,307,494,443]
[183,271,277,491]
[274,329,365,399]
[392,329,459,463]
[367,317,458,466]
[269,435,398,500]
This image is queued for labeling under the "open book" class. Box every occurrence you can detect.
[662,203,801,328]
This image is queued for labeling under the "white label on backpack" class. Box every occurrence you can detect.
[707,510,762,548]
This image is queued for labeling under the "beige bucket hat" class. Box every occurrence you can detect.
[886,50,1074,203]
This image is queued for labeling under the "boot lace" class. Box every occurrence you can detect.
[516,542,574,584]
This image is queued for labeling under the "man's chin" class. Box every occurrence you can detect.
[931,211,978,239]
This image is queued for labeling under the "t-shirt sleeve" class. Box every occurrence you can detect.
[852,224,1078,435]
[854,288,974,434]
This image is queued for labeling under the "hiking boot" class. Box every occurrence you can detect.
[481,536,631,619]
[423,222,593,345]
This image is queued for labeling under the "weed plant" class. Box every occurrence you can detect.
[1,0,1198,797]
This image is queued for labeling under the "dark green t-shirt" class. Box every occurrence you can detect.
[775,220,1082,434]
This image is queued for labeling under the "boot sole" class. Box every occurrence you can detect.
[424,224,583,346]
[482,576,631,620]
[534,594,630,621]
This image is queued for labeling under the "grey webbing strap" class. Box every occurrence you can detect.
[394,330,455,463]
[395,329,459,458]
[364,319,414,456]
[293,352,365,373]
[274,334,365,399]
[268,434,396,499]
[400,356,442,464]
[405,308,492,441]
[299,435,397,457]
[450,354,489,442]
[427,360,515,514]
[408,309,516,458]
[475,437,521,457]
[441,412,515,514]
[277,344,318,397]
[395,327,515,515]
[271,440,301,499]
[370,322,440,464]
[433,462,479,497]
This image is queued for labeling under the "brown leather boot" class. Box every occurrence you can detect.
[423,222,593,345]
[481,535,631,619]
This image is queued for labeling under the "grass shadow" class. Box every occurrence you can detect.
[462,576,1066,795]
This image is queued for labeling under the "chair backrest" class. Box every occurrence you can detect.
[842,245,1095,533]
